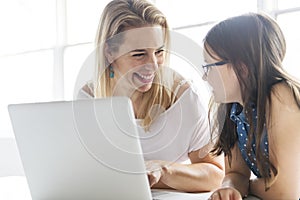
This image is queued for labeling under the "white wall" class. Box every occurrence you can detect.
[0,138,24,177]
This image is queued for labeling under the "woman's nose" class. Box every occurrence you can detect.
[144,62,158,70]
[149,53,158,63]
[145,55,159,70]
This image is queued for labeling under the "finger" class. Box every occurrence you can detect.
[147,173,156,187]
[218,191,230,200]
[145,161,152,171]
[231,191,243,200]
[148,175,155,187]
[149,171,161,186]
[218,189,242,200]
[209,191,221,200]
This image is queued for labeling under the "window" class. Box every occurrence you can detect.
[66,0,111,44]
[64,44,94,100]
[155,0,257,106]
[156,0,257,28]
[0,0,55,138]
[278,0,300,10]
[0,0,56,55]
[1,0,300,138]
[277,12,300,80]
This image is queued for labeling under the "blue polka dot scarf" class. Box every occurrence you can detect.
[230,103,269,177]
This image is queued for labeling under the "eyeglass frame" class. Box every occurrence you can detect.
[202,61,228,76]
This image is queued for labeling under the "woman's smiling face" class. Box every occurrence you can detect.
[108,26,165,93]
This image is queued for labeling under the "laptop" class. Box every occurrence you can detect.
[8,97,212,200]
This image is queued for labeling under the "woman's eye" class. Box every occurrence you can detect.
[155,49,164,55]
[132,53,145,57]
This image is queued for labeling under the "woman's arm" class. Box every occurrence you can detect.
[147,145,224,192]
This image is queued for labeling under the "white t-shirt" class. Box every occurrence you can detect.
[137,85,210,163]
[77,83,210,163]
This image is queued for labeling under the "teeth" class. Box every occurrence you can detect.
[136,73,154,80]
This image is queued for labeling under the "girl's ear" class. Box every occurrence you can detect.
[104,43,114,64]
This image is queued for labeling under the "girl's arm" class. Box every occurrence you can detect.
[208,142,251,200]
[221,143,251,197]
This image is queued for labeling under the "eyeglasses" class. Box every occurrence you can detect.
[202,61,228,76]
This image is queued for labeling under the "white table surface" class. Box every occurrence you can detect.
[0,176,31,200]
[0,176,260,200]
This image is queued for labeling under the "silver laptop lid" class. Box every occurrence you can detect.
[8,97,152,200]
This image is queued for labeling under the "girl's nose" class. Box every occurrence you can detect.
[202,74,207,81]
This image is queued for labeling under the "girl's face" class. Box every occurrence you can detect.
[202,48,243,104]
[107,26,165,93]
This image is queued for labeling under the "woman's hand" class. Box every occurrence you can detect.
[145,160,168,187]
[209,187,243,200]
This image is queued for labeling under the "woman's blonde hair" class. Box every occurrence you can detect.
[94,0,178,130]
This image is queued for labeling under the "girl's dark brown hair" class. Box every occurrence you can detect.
[204,13,300,190]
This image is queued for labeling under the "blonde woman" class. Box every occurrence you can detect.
[78,0,224,192]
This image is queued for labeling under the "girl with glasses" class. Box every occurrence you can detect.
[203,13,300,199]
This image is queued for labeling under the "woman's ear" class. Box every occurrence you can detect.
[104,43,114,64]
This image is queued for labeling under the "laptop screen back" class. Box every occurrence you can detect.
[8,97,152,200]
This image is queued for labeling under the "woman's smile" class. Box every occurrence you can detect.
[133,72,155,84]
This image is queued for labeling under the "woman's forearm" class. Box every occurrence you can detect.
[154,162,224,192]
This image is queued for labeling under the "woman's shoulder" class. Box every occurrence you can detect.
[172,79,203,106]
[78,81,95,99]
[169,78,207,113]
[173,79,191,98]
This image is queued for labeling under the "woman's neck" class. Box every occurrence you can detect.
[130,91,144,118]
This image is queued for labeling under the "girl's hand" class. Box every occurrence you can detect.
[208,187,243,200]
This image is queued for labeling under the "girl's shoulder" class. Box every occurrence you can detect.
[266,83,300,196]
[268,81,300,139]
[270,81,299,110]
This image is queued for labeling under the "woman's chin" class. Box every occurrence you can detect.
[132,76,153,93]
[136,83,152,93]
